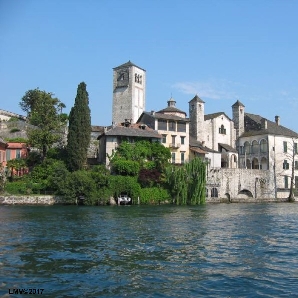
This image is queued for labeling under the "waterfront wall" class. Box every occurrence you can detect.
[0,195,71,205]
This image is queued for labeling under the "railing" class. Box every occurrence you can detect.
[169,143,181,149]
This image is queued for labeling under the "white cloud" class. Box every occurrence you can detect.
[172,79,239,100]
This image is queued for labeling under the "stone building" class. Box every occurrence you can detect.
[233,102,298,198]
[112,61,146,125]
[137,97,189,164]
[97,120,161,167]
[189,95,238,169]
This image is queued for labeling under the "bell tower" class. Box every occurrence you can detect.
[189,94,205,141]
[112,61,146,125]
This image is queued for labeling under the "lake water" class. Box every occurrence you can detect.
[0,203,298,297]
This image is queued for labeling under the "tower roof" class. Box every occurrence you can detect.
[113,60,145,71]
[232,100,245,107]
[188,94,205,103]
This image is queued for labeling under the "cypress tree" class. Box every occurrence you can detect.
[67,82,91,171]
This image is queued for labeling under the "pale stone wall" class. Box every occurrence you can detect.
[206,168,276,201]
[0,195,71,205]
[189,97,205,142]
[112,64,146,125]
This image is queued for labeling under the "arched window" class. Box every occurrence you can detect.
[252,140,259,154]
[219,125,226,134]
[261,157,267,170]
[244,141,250,154]
[260,139,268,153]
[252,157,259,169]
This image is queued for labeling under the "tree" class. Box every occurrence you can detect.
[20,89,67,159]
[67,82,91,171]
[165,158,207,205]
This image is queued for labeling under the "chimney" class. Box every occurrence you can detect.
[151,110,155,115]
[261,118,268,129]
[275,115,280,126]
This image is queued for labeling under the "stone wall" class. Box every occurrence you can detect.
[0,195,71,205]
[206,168,277,201]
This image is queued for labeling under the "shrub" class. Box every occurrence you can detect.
[139,187,170,204]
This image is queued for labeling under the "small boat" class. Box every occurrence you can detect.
[117,194,132,205]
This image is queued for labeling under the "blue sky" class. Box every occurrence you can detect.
[1,0,298,131]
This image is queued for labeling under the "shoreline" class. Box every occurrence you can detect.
[0,195,293,205]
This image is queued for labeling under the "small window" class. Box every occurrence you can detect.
[285,176,289,188]
[16,149,21,159]
[171,152,175,164]
[181,152,185,164]
[283,141,287,153]
[295,176,298,189]
[295,143,298,155]
[283,160,289,170]
[295,161,298,170]
[162,135,167,144]
[6,149,11,161]
[180,136,185,145]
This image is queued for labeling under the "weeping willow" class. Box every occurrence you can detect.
[165,157,207,205]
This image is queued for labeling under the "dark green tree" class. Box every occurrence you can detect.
[67,82,91,171]
[20,88,67,159]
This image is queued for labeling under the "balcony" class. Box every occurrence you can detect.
[169,143,181,149]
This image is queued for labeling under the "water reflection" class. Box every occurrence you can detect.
[0,204,298,297]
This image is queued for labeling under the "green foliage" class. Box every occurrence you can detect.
[112,159,140,176]
[0,165,6,192]
[4,181,27,194]
[165,158,207,205]
[5,137,28,143]
[19,88,67,158]
[111,140,171,173]
[8,117,19,122]
[109,175,141,201]
[26,151,42,168]
[6,158,27,181]
[67,171,97,205]
[139,187,170,204]
[67,82,91,171]
[10,128,21,133]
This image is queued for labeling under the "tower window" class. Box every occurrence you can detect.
[219,125,226,134]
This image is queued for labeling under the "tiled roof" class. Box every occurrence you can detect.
[143,111,189,122]
[100,124,161,139]
[91,125,112,133]
[204,112,232,121]
[156,106,187,115]
[232,100,245,107]
[189,136,219,153]
[113,60,145,71]
[7,142,27,149]
[190,147,208,154]
[188,94,205,103]
[218,143,237,153]
[241,113,298,138]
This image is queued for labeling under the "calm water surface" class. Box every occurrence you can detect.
[0,203,298,297]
